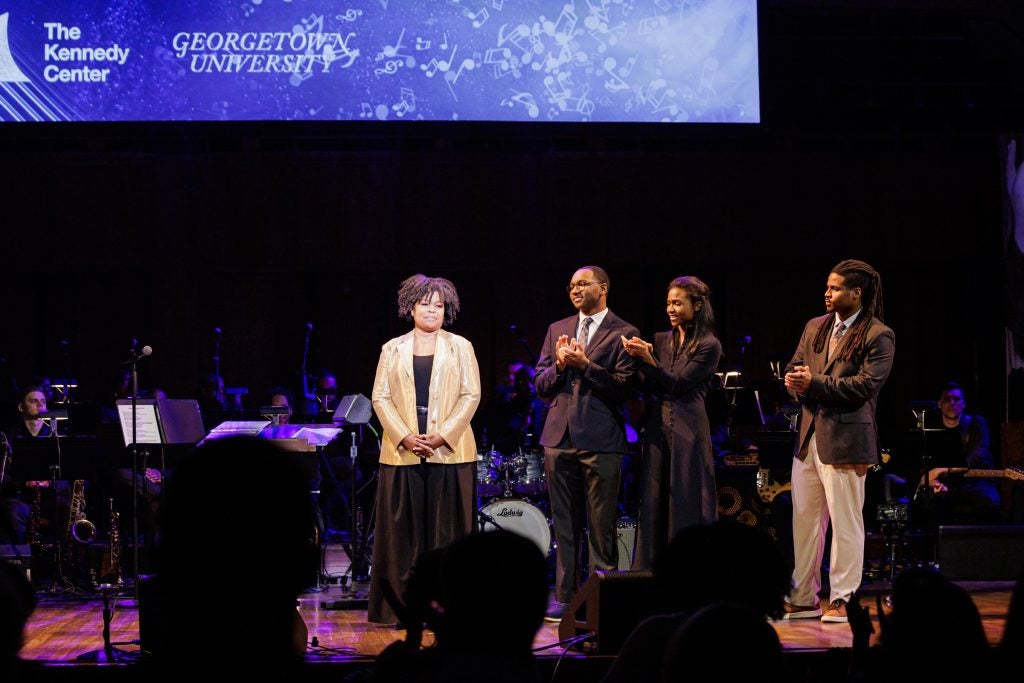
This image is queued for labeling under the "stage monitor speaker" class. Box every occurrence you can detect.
[937,525,1024,581]
[334,394,373,425]
[558,569,657,655]
[616,519,637,571]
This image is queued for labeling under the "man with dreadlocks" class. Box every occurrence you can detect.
[781,259,894,624]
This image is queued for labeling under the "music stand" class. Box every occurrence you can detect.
[259,422,343,591]
[321,394,375,610]
[908,401,963,564]
[115,398,205,600]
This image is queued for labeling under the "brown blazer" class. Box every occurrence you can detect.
[372,329,481,466]
[785,313,895,466]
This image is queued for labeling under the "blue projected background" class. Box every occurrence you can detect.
[0,1,759,123]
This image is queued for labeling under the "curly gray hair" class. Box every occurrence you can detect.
[397,274,461,326]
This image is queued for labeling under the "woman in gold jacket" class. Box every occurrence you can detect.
[368,274,481,624]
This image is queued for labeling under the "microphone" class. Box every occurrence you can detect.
[214,327,222,338]
[740,335,752,355]
[139,345,153,358]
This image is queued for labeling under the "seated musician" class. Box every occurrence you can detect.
[1,387,67,545]
[479,361,548,455]
[916,382,1002,525]
[13,386,52,439]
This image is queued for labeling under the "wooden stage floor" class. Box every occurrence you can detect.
[18,576,1016,678]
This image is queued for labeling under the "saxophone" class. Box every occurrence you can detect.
[68,479,97,544]
[107,498,124,587]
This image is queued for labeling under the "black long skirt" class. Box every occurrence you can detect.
[367,461,476,624]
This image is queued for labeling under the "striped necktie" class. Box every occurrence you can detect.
[829,321,846,359]
[578,317,593,349]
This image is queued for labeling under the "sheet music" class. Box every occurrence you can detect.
[116,404,162,446]
[292,426,343,447]
[209,420,271,436]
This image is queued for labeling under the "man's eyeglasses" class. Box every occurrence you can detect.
[566,280,602,292]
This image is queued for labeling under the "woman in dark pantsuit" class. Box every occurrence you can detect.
[623,276,722,570]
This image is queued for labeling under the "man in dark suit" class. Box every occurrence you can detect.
[782,259,895,624]
[535,265,640,621]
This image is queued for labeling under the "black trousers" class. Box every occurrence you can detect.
[544,446,622,603]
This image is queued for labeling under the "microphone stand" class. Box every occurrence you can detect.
[129,345,142,603]
[911,406,937,567]
[509,325,538,366]
[301,324,316,412]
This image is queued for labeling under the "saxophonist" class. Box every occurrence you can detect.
[1,387,69,547]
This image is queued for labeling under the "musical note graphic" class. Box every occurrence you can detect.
[359,102,374,118]
[293,13,323,36]
[289,69,313,87]
[466,8,489,29]
[392,87,417,117]
[379,28,406,59]
[444,58,475,100]
[421,45,457,77]
[551,7,579,43]
[415,37,431,51]
[618,55,636,79]
[543,72,572,108]
[601,57,630,93]
[241,4,254,18]
[374,60,403,76]
[335,9,362,22]
[492,0,504,9]
[697,57,718,102]
[637,15,667,36]
[500,90,539,118]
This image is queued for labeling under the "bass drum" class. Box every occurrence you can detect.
[479,498,551,557]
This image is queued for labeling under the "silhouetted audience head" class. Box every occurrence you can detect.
[660,602,785,683]
[436,529,548,654]
[653,521,789,619]
[154,436,317,670]
[1002,562,1024,652]
[372,529,547,683]
[0,559,35,670]
[879,566,989,681]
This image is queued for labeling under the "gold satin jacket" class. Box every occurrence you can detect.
[372,329,481,466]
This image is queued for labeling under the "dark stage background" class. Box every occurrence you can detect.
[3,1,1024,458]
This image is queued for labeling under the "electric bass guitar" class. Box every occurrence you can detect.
[756,468,791,503]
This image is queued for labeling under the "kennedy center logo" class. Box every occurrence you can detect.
[0,13,30,83]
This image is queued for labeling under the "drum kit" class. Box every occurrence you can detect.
[476,447,552,556]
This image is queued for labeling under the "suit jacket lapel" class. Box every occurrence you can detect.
[398,333,414,381]
[586,316,615,352]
